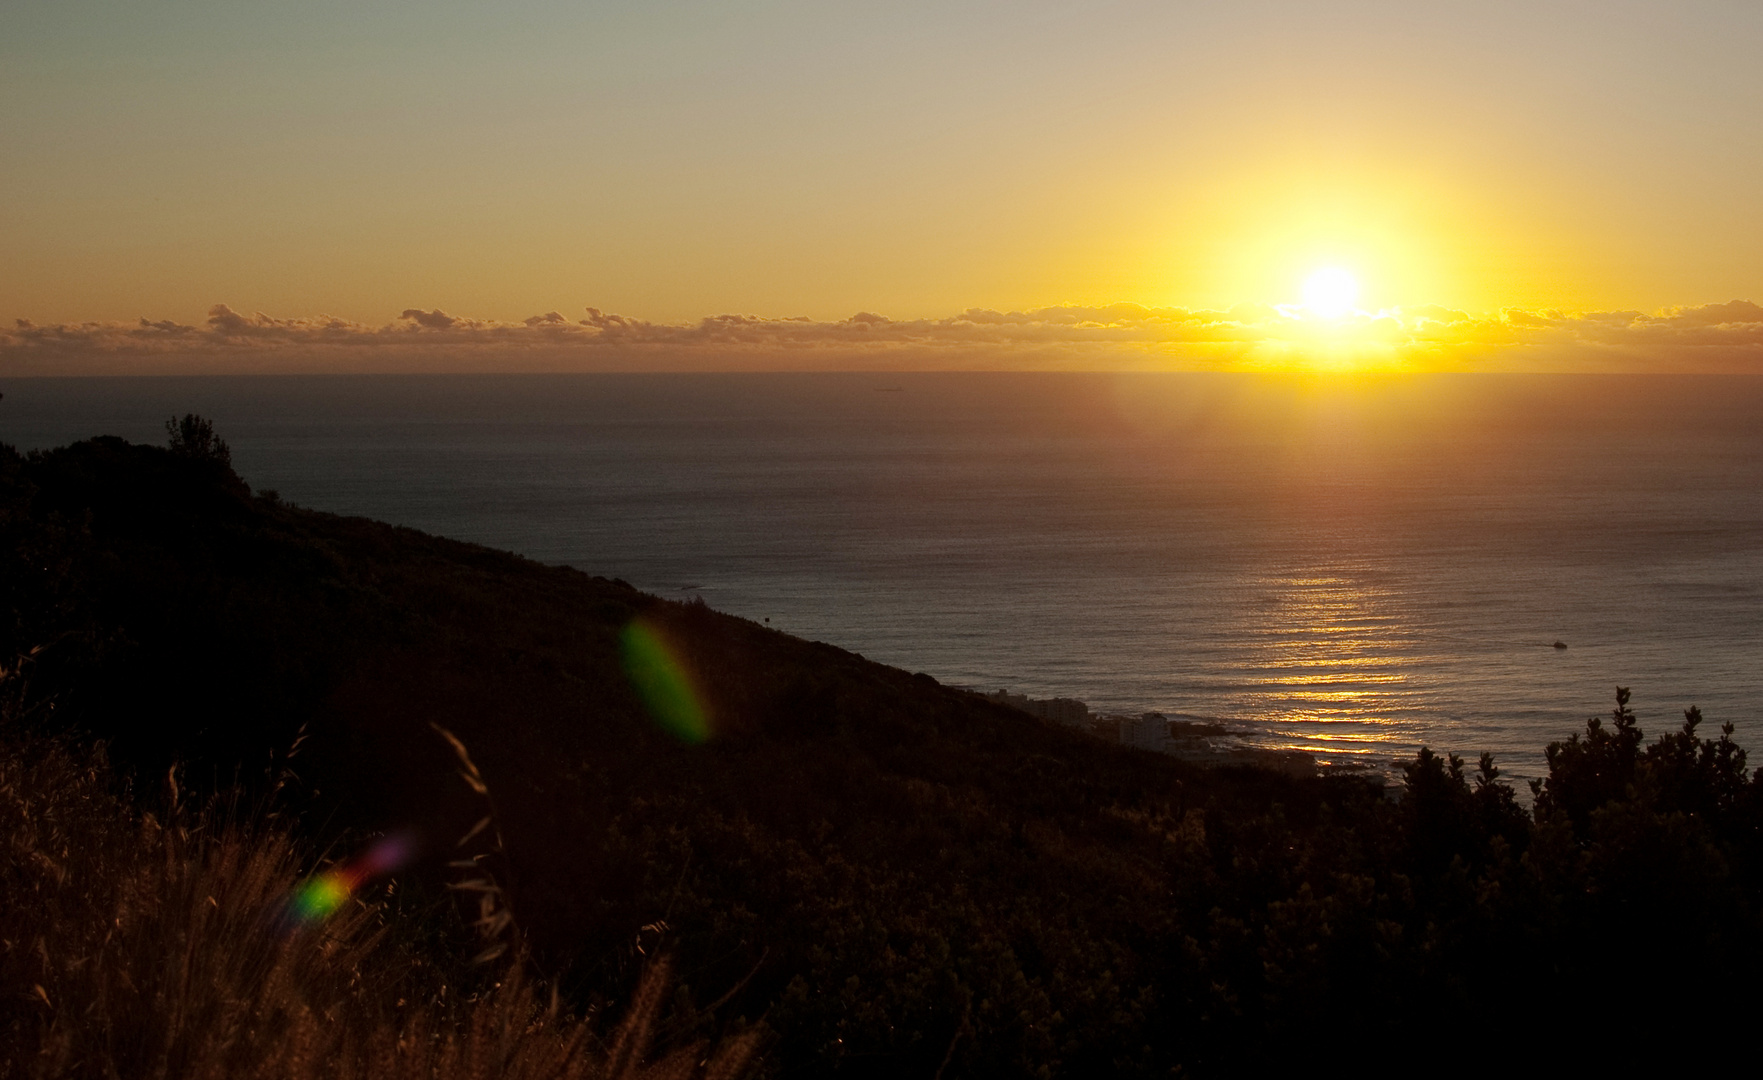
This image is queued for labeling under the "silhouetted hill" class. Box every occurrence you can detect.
[6,434,1762,1076]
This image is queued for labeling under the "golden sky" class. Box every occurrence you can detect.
[4,1,1761,371]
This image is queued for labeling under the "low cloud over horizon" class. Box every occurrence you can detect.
[5,300,1763,375]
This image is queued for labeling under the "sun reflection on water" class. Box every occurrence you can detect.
[1232,571,1432,768]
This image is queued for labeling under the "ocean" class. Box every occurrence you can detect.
[6,371,1762,789]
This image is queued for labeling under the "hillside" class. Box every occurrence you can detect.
[5,433,1762,1076]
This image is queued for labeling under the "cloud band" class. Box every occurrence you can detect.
[6,300,1763,374]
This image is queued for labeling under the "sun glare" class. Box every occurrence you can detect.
[1301,267,1359,318]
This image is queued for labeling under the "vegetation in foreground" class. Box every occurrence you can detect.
[0,721,760,1080]
[4,425,1763,1076]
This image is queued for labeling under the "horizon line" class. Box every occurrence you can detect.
[5,298,1762,377]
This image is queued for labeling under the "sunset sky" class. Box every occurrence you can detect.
[5,0,1762,371]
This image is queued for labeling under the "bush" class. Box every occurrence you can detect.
[165,414,232,468]
[0,726,761,1080]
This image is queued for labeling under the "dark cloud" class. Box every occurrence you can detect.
[4,300,1761,374]
[400,309,459,330]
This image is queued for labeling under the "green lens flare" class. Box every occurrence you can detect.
[282,833,413,930]
[290,874,352,922]
[620,618,711,744]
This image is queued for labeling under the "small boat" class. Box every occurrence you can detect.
[1553,640,1567,649]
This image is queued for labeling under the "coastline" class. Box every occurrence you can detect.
[979,688,1320,778]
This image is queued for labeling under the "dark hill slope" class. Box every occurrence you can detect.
[9,436,1755,1076]
[4,436,1376,1074]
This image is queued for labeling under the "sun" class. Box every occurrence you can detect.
[1301,267,1359,318]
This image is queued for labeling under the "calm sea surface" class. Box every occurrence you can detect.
[7,372,1762,788]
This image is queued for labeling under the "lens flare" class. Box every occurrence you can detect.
[284,832,413,927]
[620,617,711,744]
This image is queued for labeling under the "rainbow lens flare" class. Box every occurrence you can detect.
[619,617,711,744]
[284,832,413,927]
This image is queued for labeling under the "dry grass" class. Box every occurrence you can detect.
[0,731,760,1080]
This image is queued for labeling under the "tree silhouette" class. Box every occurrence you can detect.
[164,413,231,468]
[1531,685,1645,828]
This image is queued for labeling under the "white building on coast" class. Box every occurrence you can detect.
[1116,712,1176,752]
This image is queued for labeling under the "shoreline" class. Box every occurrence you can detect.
[979,688,1321,779]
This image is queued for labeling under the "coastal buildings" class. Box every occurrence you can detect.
[1117,713,1176,753]
[987,690,1173,749]
[985,688,1316,776]
[984,689,1091,729]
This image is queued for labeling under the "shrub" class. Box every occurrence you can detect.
[0,727,761,1080]
[165,414,232,468]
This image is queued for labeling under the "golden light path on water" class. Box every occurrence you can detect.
[1237,573,1430,764]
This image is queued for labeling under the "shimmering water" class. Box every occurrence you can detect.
[7,371,1762,788]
